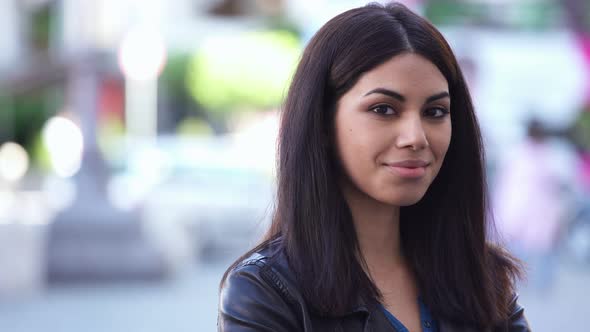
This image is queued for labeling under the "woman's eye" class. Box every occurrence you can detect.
[424,107,449,118]
[370,105,395,115]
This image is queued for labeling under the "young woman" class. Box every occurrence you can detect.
[218,3,530,331]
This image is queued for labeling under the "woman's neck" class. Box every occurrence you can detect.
[341,182,419,304]
[341,182,405,273]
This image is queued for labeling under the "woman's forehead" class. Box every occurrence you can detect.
[347,53,449,100]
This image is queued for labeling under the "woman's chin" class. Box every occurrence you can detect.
[377,192,426,207]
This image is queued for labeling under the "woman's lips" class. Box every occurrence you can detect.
[387,165,427,178]
[385,160,429,178]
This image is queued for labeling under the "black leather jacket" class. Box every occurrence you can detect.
[218,241,531,332]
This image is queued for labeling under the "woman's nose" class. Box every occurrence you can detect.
[395,115,429,151]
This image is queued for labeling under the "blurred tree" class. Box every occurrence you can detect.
[185,30,300,132]
[176,116,214,137]
[0,88,62,168]
[425,0,560,29]
[160,54,192,102]
[30,4,51,52]
[573,110,590,150]
[159,53,223,134]
[424,0,487,26]
[208,0,285,17]
[27,1,59,56]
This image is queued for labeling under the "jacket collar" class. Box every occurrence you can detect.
[262,239,373,317]
[259,239,492,332]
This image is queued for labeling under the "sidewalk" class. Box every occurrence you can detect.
[0,257,587,332]
[0,259,229,332]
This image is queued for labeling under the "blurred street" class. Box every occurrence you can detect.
[518,262,590,331]
[0,254,588,332]
[0,257,230,332]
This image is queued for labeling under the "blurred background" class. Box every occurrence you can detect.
[0,0,588,331]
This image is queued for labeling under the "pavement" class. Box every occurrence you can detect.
[0,254,588,332]
[517,261,590,331]
[0,257,230,332]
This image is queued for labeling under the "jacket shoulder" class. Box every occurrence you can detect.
[218,243,303,331]
[504,293,531,332]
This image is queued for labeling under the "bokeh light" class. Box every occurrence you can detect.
[118,27,167,81]
[41,116,84,178]
[0,142,29,183]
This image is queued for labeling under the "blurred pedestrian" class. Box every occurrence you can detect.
[219,3,529,331]
[493,119,573,292]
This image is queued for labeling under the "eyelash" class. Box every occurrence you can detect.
[369,104,450,118]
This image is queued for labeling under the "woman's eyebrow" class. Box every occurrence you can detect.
[363,88,405,101]
[363,88,450,103]
[425,91,450,103]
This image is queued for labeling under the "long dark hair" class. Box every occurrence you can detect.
[222,2,521,327]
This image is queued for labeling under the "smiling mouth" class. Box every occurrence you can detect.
[385,159,430,179]
[385,163,428,178]
[387,160,430,168]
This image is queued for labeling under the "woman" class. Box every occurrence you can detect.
[218,3,530,331]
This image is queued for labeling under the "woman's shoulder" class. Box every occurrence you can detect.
[226,237,293,281]
[218,238,305,331]
[223,238,299,297]
[501,293,530,332]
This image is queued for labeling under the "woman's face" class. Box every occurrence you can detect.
[334,53,452,206]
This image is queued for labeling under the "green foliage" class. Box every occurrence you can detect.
[424,0,486,26]
[176,116,214,137]
[424,0,560,29]
[160,53,192,100]
[31,4,52,51]
[574,110,590,150]
[0,88,62,169]
[1,94,47,150]
[97,114,125,162]
[31,132,51,171]
[186,29,300,114]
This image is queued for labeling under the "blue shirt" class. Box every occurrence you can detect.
[378,297,439,332]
